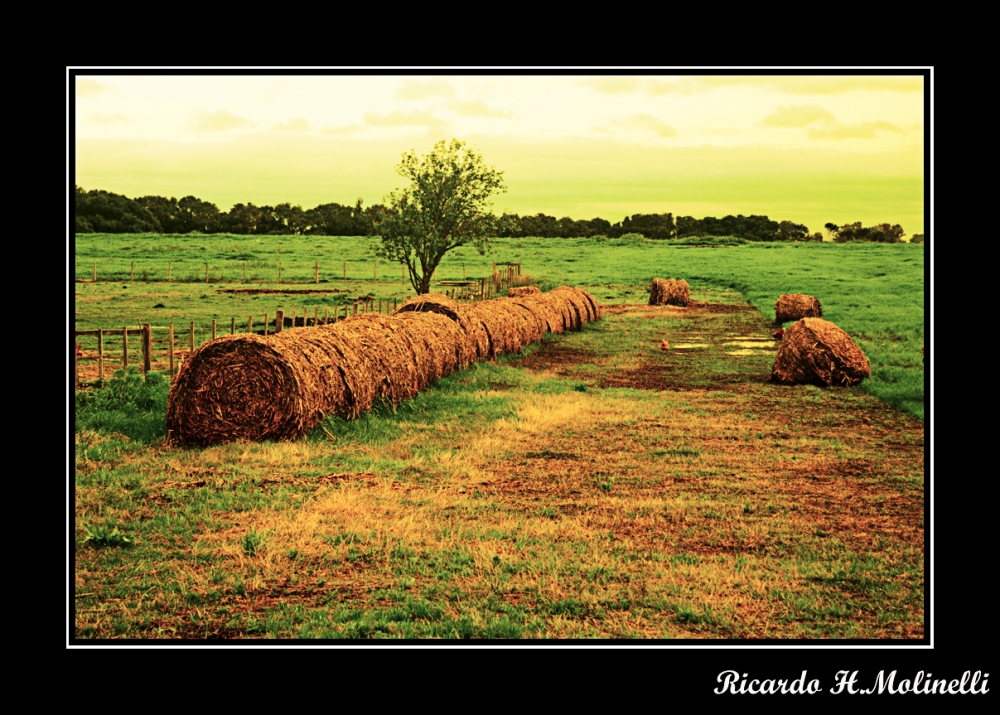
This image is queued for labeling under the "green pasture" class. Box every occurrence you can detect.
[73,234,926,419]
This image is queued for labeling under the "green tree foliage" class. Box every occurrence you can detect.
[832,222,906,243]
[910,233,924,244]
[75,186,162,233]
[677,214,785,241]
[374,139,507,294]
[617,213,676,239]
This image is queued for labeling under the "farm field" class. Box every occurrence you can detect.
[74,234,925,418]
[72,235,926,640]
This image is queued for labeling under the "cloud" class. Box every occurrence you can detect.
[447,99,513,118]
[758,104,836,128]
[272,117,310,132]
[364,110,447,129]
[609,113,677,138]
[589,76,923,96]
[189,109,256,132]
[76,78,110,97]
[319,124,361,136]
[807,120,905,140]
[396,78,455,100]
[88,112,132,125]
[580,77,642,94]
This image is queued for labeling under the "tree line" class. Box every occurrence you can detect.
[74,186,908,243]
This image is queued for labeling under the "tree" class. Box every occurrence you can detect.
[374,139,507,294]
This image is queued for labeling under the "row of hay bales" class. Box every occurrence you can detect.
[166,287,601,445]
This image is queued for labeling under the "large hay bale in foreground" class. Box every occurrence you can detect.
[774,293,822,324]
[508,285,540,297]
[771,318,870,387]
[649,278,691,306]
[166,330,357,446]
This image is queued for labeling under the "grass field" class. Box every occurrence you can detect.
[72,234,926,640]
[74,233,925,419]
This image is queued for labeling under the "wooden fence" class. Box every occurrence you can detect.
[75,261,522,287]
[74,262,531,388]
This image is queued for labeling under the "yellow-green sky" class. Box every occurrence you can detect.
[73,72,926,235]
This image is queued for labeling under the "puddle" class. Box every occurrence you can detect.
[724,340,776,348]
[671,343,711,349]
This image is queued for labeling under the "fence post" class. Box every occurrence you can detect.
[315,261,319,284]
[230,317,235,335]
[248,315,253,334]
[275,309,284,333]
[353,303,357,316]
[190,321,195,353]
[123,326,129,367]
[324,307,329,324]
[168,323,175,381]
[292,310,296,327]
[93,262,97,282]
[393,298,397,311]
[142,323,151,374]
[212,319,217,340]
[314,307,319,326]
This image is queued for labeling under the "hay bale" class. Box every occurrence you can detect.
[508,285,540,297]
[395,292,480,366]
[770,318,870,387]
[649,278,691,307]
[395,292,461,321]
[393,310,465,388]
[166,330,358,445]
[774,293,822,324]
[509,295,564,335]
[325,315,419,408]
[553,286,601,322]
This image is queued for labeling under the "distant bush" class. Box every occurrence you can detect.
[910,233,924,244]
[668,235,747,247]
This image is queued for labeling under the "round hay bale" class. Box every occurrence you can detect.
[326,315,419,408]
[649,278,691,307]
[774,293,822,324]
[509,295,564,335]
[393,310,465,388]
[166,330,356,446]
[394,291,481,365]
[771,317,870,387]
[508,285,540,297]
[394,292,461,321]
[553,286,601,322]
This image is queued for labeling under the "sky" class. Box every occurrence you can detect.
[72,71,927,236]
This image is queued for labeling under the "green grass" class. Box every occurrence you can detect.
[73,282,923,640]
[74,233,924,419]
